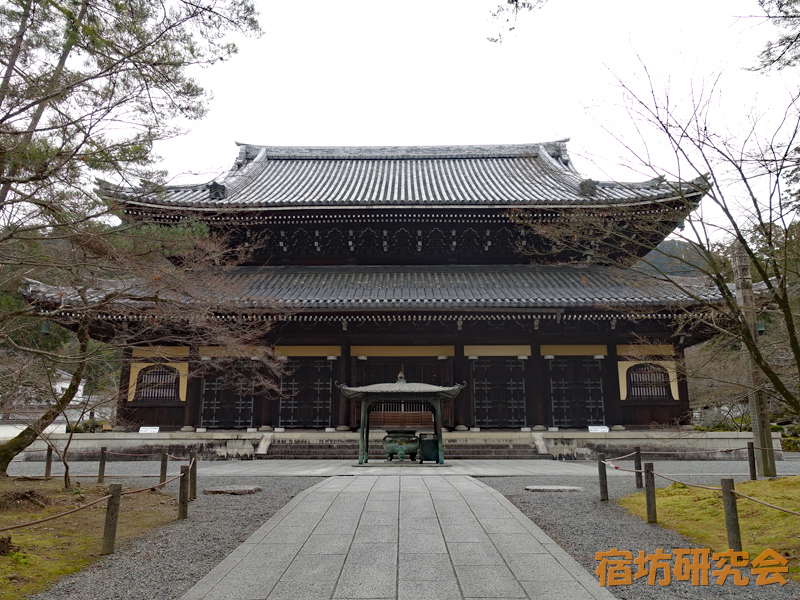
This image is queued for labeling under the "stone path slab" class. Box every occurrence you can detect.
[180,475,615,600]
[194,459,612,477]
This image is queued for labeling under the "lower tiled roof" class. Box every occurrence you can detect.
[23,265,715,315]
[214,264,707,311]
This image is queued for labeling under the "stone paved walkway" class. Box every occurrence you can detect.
[180,474,614,600]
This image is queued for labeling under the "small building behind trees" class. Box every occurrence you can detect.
[98,141,708,432]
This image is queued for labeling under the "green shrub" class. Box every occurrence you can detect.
[65,418,104,434]
[782,437,800,452]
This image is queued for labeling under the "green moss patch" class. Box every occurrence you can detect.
[617,475,800,582]
[0,478,178,599]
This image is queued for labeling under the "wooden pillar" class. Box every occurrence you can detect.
[527,340,541,427]
[604,339,622,426]
[533,346,551,427]
[116,347,133,428]
[184,345,201,430]
[453,338,468,428]
[675,346,691,426]
[434,398,444,464]
[359,399,370,464]
[337,341,351,430]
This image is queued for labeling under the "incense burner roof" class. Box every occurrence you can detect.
[102,141,704,212]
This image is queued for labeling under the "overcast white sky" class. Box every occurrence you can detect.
[154,0,791,186]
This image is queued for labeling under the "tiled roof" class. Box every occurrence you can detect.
[209,264,709,311]
[23,265,717,314]
[103,142,704,211]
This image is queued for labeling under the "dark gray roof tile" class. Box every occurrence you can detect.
[103,142,704,210]
[212,264,707,311]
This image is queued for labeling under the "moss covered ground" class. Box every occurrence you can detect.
[617,474,800,582]
[0,477,177,599]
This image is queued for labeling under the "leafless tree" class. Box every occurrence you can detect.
[0,0,289,480]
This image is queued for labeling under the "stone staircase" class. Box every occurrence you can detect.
[259,440,386,460]
[443,443,552,460]
[259,439,553,460]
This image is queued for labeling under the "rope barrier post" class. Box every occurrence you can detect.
[721,478,742,551]
[644,463,657,524]
[634,446,643,489]
[100,483,122,555]
[178,466,189,520]
[45,447,52,478]
[98,447,106,484]
[597,453,609,501]
[747,442,757,481]
[189,451,197,500]
[159,448,168,488]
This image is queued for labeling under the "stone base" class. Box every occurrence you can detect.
[525,485,583,492]
[336,425,351,432]
[180,426,194,432]
[610,425,626,432]
[203,486,262,495]
[258,426,273,432]
[454,425,468,432]
[533,425,547,431]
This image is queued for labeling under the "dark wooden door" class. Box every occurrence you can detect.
[471,358,527,428]
[278,358,334,428]
[548,357,605,427]
[200,375,258,429]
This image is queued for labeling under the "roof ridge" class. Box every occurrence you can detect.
[231,141,571,161]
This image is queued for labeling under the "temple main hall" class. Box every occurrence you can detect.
[99,142,707,432]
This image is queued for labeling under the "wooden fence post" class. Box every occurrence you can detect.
[178,466,189,520]
[597,453,609,501]
[100,483,122,555]
[189,451,197,500]
[644,463,657,524]
[159,448,168,488]
[747,442,757,481]
[634,446,643,489]
[45,447,52,478]
[721,478,742,551]
[98,447,106,483]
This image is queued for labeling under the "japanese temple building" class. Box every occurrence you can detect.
[99,141,708,432]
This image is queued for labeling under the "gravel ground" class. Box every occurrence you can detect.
[27,475,324,600]
[8,458,799,599]
[481,468,800,600]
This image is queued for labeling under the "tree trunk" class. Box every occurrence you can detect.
[0,321,88,476]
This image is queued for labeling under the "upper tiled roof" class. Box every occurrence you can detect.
[102,141,704,211]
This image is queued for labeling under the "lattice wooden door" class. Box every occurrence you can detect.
[470,358,527,428]
[200,374,256,429]
[548,357,605,427]
[278,359,334,428]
